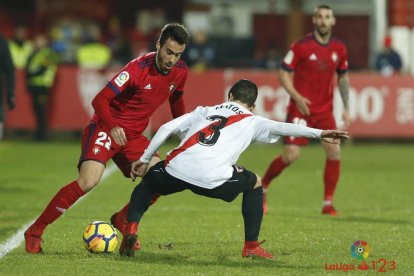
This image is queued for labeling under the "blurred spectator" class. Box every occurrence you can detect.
[265,48,282,70]
[0,33,16,140]
[8,26,33,69]
[184,30,216,72]
[252,47,281,70]
[106,17,133,67]
[252,49,266,69]
[76,25,111,69]
[375,35,402,76]
[25,34,59,141]
[50,18,81,64]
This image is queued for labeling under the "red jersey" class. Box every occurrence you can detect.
[92,52,188,138]
[281,33,348,114]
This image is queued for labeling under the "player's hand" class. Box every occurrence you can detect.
[342,110,351,129]
[294,96,311,116]
[130,160,149,181]
[321,130,349,144]
[110,127,127,146]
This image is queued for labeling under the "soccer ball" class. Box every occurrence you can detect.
[82,221,118,253]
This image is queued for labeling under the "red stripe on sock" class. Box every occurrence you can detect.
[31,180,85,235]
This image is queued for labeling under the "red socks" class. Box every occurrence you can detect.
[324,159,340,202]
[30,180,85,236]
[244,241,259,248]
[262,156,289,188]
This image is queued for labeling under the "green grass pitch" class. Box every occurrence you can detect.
[0,140,413,275]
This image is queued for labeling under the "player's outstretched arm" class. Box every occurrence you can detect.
[320,130,349,144]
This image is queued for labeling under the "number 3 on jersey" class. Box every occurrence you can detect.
[197,115,228,146]
[95,132,112,150]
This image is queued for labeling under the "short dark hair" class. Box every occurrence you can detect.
[228,79,258,107]
[314,5,334,16]
[159,23,190,46]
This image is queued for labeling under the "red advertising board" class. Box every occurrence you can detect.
[5,67,414,138]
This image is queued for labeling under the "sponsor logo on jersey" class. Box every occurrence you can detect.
[114,71,130,87]
[93,146,101,155]
[309,53,317,60]
[56,207,67,213]
[332,52,338,62]
[144,83,152,90]
[169,83,175,92]
[284,50,294,65]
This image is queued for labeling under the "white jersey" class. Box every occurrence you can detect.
[140,102,322,189]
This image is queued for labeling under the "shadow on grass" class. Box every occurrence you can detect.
[111,250,319,270]
[333,216,411,225]
[275,212,411,225]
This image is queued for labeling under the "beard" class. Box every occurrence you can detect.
[156,54,172,73]
[316,25,331,38]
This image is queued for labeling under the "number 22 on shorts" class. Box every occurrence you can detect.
[95,132,112,150]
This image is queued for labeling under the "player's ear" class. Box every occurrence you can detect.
[249,104,256,112]
[156,40,161,51]
[228,93,233,101]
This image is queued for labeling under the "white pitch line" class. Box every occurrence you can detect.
[0,163,118,258]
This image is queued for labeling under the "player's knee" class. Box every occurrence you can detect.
[253,175,262,189]
[283,151,300,164]
[325,145,340,160]
[77,177,99,193]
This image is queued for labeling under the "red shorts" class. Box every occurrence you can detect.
[284,108,337,146]
[78,121,158,177]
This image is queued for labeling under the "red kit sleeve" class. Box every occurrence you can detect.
[91,86,118,130]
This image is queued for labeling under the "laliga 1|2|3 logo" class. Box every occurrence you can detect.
[325,240,397,272]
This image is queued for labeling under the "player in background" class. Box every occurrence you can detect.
[120,79,348,258]
[262,5,351,216]
[24,23,190,253]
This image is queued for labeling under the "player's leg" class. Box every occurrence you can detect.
[262,109,308,214]
[262,144,301,214]
[120,160,186,256]
[315,113,341,216]
[24,122,115,253]
[240,175,272,258]
[321,141,341,215]
[24,161,105,253]
[262,108,307,190]
[190,167,272,258]
[110,155,161,251]
[110,135,162,235]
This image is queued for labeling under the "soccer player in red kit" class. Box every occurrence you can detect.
[24,23,190,253]
[262,5,351,215]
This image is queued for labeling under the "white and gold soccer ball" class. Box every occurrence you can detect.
[82,221,118,253]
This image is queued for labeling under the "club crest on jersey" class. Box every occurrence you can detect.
[332,52,338,62]
[93,146,101,155]
[114,71,130,87]
[169,83,175,92]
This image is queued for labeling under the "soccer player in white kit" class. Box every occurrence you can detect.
[121,79,348,259]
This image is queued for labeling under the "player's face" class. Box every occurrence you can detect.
[313,8,335,37]
[156,38,186,73]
